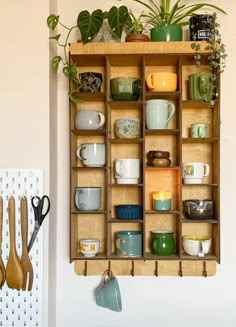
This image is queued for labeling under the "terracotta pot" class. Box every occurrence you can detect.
[125,33,150,42]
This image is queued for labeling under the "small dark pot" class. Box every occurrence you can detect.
[189,15,213,41]
[150,24,183,41]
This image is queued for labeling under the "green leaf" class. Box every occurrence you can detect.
[108,6,129,38]
[49,34,61,41]
[47,14,59,30]
[52,56,62,73]
[63,64,78,78]
[77,9,103,43]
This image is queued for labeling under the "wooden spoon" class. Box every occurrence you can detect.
[0,196,6,288]
[5,196,24,289]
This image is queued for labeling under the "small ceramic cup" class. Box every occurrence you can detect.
[183,235,211,257]
[74,187,101,211]
[79,239,100,257]
[153,191,172,210]
[115,117,140,139]
[95,270,122,312]
[151,230,175,256]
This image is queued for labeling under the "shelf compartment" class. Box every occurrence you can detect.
[145,92,180,101]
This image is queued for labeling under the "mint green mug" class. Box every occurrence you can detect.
[189,72,213,101]
[191,123,208,138]
[115,231,142,257]
[151,230,175,255]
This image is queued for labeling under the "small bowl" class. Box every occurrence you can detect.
[115,117,140,139]
[110,77,142,101]
[115,205,142,220]
[183,199,214,220]
[147,157,171,167]
[79,239,100,257]
[182,235,211,256]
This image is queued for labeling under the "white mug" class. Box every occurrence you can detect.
[182,162,210,184]
[115,158,140,184]
[75,110,105,130]
[76,143,106,167]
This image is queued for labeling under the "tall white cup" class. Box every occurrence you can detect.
[182,162,210,184]
[115,158,140,184]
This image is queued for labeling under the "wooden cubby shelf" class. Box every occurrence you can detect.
[69,42,220,276]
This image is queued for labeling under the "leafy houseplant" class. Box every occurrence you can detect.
[125,10,150,42]
[133,0,226,41]
[191,13,227,103]
[47,6,129,101]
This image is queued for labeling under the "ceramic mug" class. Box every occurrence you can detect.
[79,239,100,257]
[75,110,105,130]
[183,235,211,257]
[189,72,213,101]
[191,123,208,138]
[153,191,172,210]
[146,99,175,129]
[146,72,177,92]
[182,162,210,184]
[115,158,140,184]
[76,143,106,167]
[151,230,175,256]
[74,187,101,211]
[95,270,122,312]
[115,231,143,257]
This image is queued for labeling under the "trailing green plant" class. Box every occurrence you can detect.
[191,13,227,102]
[133,0,226,27]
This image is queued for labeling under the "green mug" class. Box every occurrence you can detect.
[151,230,175,255]
[191,123,208,138]
[115,231,142,257]
[189,72,213,101]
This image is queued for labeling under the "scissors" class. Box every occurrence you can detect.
[28,195,50,253]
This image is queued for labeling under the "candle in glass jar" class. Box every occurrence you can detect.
[153,191,172,210]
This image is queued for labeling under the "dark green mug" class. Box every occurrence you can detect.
[189,72,213,101]
[151,230,175,255]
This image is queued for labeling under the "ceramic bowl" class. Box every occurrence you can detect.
[183,199,214,220]
[115,205,142,220]
[110,77,142,101]
[79,238,100,257]
[182,235,211,256]
[115,117,140,139]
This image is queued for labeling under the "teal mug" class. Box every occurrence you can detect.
[115,230,142,257]
[191,123,208,138]
[95,270,122,312]
[189,72,213,101]
[146,99,176,129]
[151,230,175,256]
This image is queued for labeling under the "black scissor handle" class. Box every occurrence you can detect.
[39,195,50,220]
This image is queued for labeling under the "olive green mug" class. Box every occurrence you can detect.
[189,72,213,101]
[151,230,175,255]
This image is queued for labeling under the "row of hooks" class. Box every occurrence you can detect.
[83,260,208,277]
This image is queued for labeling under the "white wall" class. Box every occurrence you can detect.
[1,0,236,326]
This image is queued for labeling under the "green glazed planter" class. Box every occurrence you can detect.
[150,24,183,41]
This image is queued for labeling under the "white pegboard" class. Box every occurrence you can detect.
[0,169,44,327]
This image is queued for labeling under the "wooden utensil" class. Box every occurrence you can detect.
[0,196,6,288]
[20,196,33,291]
[5,196,24,289]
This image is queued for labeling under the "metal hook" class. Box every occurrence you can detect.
[203,261,207,277]
[84,261,87,277]
[179,261,183,277]
[155,261,159,277]
[108,260,111,274]
[131,261,135,277]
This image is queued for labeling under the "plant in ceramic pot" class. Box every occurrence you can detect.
[190,13,227,104]
[47,6,129,101]
[133,0,226,41]
[125,10,150,42]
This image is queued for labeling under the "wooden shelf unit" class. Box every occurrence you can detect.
[69,42,220,276]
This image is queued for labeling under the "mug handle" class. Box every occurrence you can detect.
[146,73,155,89]
[166,102,176,123]
[152,238,160,252]
[101,269,113,286]
[116,238,126,256]
[115,160,123,178]
[76,146,87,160]
[203,164,210,176]
[200,240,210,255]
[97,112,105,129]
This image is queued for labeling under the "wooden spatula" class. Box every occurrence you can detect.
[0,196,6,288]
[20,196,33,291]
[6,196,24,289]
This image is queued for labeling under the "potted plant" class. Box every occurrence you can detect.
[190,12,227,104]
[133,0,226,41]
[125,10,150,42]
[47,6,129,101]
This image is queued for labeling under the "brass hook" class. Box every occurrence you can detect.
[108,260,111,273]
[131,261,135,277]
[179,261,183,277]
[155,261,159,277]
[203,261,207,277]
[84,261,87,277]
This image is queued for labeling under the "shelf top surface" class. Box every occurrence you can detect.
[69,41,211,56]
